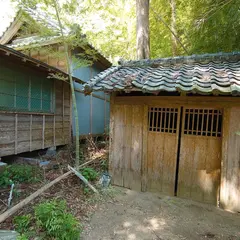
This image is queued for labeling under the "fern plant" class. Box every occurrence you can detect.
[35,200,80,240]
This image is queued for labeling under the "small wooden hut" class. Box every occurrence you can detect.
[0,8,112,138]
[0,45,81,157]
[85,52,240,212]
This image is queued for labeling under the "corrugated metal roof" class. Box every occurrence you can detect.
[84,52,240,95]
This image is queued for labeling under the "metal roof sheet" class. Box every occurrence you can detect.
[84,52,240,95]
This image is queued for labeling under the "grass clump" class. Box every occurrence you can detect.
[14,200,81,240]
[0,164,41,187]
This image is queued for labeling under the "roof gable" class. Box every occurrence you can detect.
[84,52,240,96]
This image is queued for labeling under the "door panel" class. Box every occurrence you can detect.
[177,108,222,204]
[147,107,180,196]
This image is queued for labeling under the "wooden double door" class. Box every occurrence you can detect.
[147,106,222,204]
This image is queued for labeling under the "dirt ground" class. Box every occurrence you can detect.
[82,187,240,240]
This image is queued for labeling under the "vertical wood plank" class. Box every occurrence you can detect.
[130,105,143,191]
[220,107,240,212]
[42,115,45,149]
[141,105,148,191]
[122,105,132,189]
[30,114,32,151]
[15,113,18,154]
[53,115,56,147]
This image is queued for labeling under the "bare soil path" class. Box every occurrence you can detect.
[82,187,240,240]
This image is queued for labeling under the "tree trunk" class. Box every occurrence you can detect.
[53,0,80,167]
[169,0,178,56]
[136,0,150,59]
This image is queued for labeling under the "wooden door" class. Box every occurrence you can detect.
[177,108,222,204]
[147,106,180,195]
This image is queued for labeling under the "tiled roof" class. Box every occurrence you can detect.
[7,35,60,49]
[84,52,240,95]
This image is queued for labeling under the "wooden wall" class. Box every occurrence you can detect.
[0,80,71,157]
[109,99,145,191]
[220,107,240,212]
[27,44,67,72]
[109,95,240,211]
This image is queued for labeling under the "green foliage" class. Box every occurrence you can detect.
[100,160,108,171]
[35,200,80,240]
[83,186,90,195]
[14,215,32,234]
[0,164,40,187]
[17,234,29,240]
[81,167,98,181]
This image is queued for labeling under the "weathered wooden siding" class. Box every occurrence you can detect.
[109,96,240,210]
[220,106,240,212]
[27,45,67,72]
[0,80,71,157]
[109,101,143,191]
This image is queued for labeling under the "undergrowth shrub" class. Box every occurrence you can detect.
[0,164,41,187]
[14,214,32,234]
[81,167,98,181]
[35,200,80,240]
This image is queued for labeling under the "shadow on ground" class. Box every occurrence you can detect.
[82,187,240,240]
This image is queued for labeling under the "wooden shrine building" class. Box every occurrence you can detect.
[0,45,82,157]
[84,52,240,212]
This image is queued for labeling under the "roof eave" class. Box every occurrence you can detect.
[0,44,83,84]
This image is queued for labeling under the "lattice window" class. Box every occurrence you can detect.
[148,107,178,133]
[0,68,54,113]
[183,108,222,137]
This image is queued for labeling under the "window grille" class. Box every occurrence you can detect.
[183,108,222,137]
[148,107,178,133]
[0,73,54,113]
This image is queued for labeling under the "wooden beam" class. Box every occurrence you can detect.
[114,96,240,107]
[74,88,110,102]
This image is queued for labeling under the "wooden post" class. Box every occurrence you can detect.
[30,114,32,151]
[42,115,45,149]
[14,114,18,154]
[141,105,148,191]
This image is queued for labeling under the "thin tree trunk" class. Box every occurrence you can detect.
[53,0,80,167]
[136,0,150,59]
[169,0,178,56]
